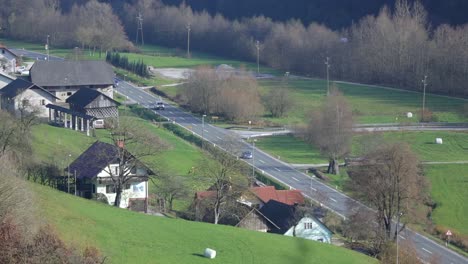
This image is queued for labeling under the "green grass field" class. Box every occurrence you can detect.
[33,184,375,264]
[255,131,468,164]
[255,135,328,164]
[424,164,468,236]
[258,78,468,125]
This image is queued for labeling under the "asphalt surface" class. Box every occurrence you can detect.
[16,48,467,264]
[10,48,64,61]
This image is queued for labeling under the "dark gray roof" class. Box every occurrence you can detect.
[67,141,120,179]
[30,60,114,87]
[66,87,119,108]
[0,78,57,99]
[259,200,296,232]
[67,141,153,179]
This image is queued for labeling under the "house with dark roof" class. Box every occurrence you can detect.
[66,87,120,127]
[0,78,58,118]
[67,141,152,212]
[0,44,18,73]
[0,71,15,89]
[259,200,333,243]
[30,60,115,102]
[235,207,280,232]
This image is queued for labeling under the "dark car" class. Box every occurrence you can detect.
[240,151,253,159]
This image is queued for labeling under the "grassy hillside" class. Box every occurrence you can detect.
[33,184,375,264]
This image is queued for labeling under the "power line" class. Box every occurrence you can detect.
[136,12,144,46]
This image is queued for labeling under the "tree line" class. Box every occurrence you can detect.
[106,52,150,77]
[1,0,467,96]
[116,0,468,97]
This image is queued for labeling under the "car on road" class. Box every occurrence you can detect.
[153,101,165,110]
[240,151,253,159]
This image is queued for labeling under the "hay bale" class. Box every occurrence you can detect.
[435,138,443,144]
[406,112,413,118]
[204,248,216,259]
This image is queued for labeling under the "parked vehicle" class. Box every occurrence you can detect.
[93,119,105,129]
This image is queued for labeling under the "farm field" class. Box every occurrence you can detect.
[258,78,468,125]
[32,184,375,264]
[424,164,468,237]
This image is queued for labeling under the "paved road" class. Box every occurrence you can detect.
[114,82,468,264]
[10,48,63,61]
[17,49,467,264]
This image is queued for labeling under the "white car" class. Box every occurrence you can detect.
[16,66,26,74]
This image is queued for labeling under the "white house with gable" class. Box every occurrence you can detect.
[67,141,151,212]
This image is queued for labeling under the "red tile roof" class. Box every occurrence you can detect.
[250,186,304,206]
[196,186,305,206]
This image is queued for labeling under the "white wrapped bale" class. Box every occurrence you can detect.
[435,138,443,144]
[204,248,216,259]
[406,112,413,118]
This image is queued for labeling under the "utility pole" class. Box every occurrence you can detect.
[325,57,330,96]
[46,35,50,61]
[202,114,206,150]
[136,13,144,46]
[186,23,191,58]
[256,40,260,76]
[421,75,428,122]
[252,139,256,184]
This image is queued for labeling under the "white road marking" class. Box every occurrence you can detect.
[204,129,209,133]
[191,123,197,127]
[274,167,281,172]
[139,95,144,99]
[399,235,406,240]
[169,111,173,114]
[330,198,337,202]
[310,187,317,191]
[259,159,266,164]
[292,177,299,182]
[216,136,222,140]
[421,248,432,254]
[180,117,185,120]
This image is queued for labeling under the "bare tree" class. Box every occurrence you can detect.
[302,89,353,174]
[103,117,168,207]
[263,77,293,118]
[347,142,428,240]
[198,149,249,224]
[152,173,189,212]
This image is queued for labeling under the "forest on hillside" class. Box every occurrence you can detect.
[160,0,468,29]
[0,0,467,97]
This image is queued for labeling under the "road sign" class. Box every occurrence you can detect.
[446,230,452,236]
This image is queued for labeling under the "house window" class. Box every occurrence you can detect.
[40,99,46,105]
[304,223,313,229]
[113,166,119,176]
[106,185,116,194]
[22,99,29,106]
[67,92,72,96]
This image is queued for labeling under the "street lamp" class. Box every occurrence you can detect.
[251,138,257,185]
[202,114,206,150]
[396,212,403,264]
[256,40,260,76]
[186,23,191,58]
[421,75,428,122]
[248,120,251,131]
[46,35,50,61]
[325,57,330,96]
